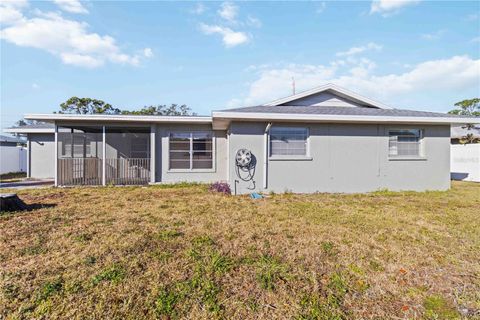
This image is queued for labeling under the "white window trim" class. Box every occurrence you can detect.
[167,131,216,173]
[269,126,312,160]
[387,128,426,160]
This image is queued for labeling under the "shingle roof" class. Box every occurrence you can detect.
[222,105,477,119]
[12,123,55,129]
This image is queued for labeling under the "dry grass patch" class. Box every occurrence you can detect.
[0,182,479,319]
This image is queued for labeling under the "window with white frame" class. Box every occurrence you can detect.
[270,127,308,156]
[388,129,423,157]
[169,132,213,170]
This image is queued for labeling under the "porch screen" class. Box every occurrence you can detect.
[169,132,213,170]
[388,129,423,157]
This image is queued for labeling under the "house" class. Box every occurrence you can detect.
[0,135,27,174]
[5,84,479,194]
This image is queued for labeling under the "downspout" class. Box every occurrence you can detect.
[263,122,272,189]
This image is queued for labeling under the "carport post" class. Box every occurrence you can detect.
[54,124,58,186]
[150,125,156,183]
[102,125,106,186]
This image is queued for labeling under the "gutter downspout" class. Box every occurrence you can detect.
[263,122,272,189]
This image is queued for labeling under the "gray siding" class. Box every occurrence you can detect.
[228,122,450,194]
[280,91,365,108]
[28,133,55,179]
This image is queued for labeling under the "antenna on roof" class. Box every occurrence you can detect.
[291,76,296,95]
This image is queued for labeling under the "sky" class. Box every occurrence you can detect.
[1,0,479,132]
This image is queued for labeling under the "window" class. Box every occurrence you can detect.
[169,132,213,170]
[388,129,423,157]
[270,127,308,156]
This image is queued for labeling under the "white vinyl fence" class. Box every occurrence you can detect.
[0,146,27,175]
[451,144,480,182]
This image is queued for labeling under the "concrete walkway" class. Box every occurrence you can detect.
[0,179,54,189]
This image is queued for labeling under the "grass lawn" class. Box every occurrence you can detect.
[0,182,479,319]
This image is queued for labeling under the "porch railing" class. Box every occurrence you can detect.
[106,158,150,185]
[58,158,102,186]
[58,157,150,186]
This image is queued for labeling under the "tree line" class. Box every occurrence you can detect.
[17,97,195,126]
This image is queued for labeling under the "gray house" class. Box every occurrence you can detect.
[5,84,479,194]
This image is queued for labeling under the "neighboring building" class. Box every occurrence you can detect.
[0,135,27,174]
[450,125,480,182]
[451,125,480,144]
[4,84,479,193]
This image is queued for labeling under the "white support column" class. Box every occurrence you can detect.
[27,137,31,178]
[150,125,156,183]
[102,125,106,186]
[54,124,58,186]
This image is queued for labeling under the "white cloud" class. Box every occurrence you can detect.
[32,83,39,89]
[421,29,446,40]
[235,55,479,106]
[143,47,153,58]
[316,2,327,14]
[0,0,28,25]
[200,23,249,47]
[370,0,420,16]
[336,42,382,57]
[190,3,206,15]
[218,2,238,22]
[471,37,480,43]
[246,15,262,28]
[53,0,88,14]
[0,7,152,68]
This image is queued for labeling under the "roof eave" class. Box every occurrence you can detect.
[24,114,213,124]
[3,128,55,134]
[212,111,480,130]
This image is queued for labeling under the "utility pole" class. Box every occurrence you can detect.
[292,76,296,95]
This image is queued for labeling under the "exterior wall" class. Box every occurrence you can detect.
[228,122,451,194]
[156,124,228,184]
[0,146,27,174]
[28,133,55,179]
[451,144,480,182]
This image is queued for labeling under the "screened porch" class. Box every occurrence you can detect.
[56,125,153,186]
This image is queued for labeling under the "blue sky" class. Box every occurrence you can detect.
[1,0,479,132]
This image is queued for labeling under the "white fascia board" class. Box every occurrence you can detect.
[24,114,212,124]
[212,111,480,125]
[3,127,55,134]
[264,83,393,110]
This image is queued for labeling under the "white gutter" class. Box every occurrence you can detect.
[212,111,480,125]
[263,122,272,189]
[24,113,212,124]
[4,127,55,134]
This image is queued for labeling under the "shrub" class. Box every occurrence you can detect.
[209,182,231,195]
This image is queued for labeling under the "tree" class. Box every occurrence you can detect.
[58,97,121,114]
[121,104,196,116]
[448,98,480,116]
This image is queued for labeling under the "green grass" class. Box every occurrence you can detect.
[0,181,479,319]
